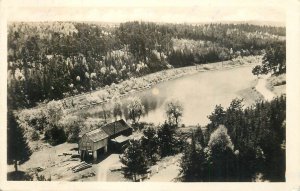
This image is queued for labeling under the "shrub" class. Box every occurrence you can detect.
[30,130,40,141]
[45,125,67,146]
[59,115,83,142]
[18,108,47,132]
[45,100,64,125]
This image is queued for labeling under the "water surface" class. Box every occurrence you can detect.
[133,66,256,125]
[88,65,256,126]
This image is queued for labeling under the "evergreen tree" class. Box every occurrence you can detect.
[252,42,286,75]
[157,122,177,157]
[7,111,32,170]
[141,126,159,164]
[194,126,205,147]
[207,105,226,133]
[207,125,237,181]
[180,131,206,181]
[120,140,149,181]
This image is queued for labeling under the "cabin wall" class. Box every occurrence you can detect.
[79,135,92,151]
[92,138,108,151]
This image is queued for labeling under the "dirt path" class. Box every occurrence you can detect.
[256,75,275,101]
[145,154,182,182]
[146,163,180,182]
[95,154,120,181]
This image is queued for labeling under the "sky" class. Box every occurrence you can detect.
[2,0,286,24]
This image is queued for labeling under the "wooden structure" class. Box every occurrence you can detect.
[78,119,132,161]
[72,162,92,173]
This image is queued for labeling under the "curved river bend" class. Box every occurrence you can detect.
[87,65,256,126]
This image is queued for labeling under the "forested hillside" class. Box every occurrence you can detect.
[181,96,286,181]
[7,21,285,109]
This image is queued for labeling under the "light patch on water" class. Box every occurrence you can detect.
[152,87,160,96]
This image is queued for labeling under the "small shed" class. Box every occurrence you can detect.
[78,128,109,161]
[78,119,132,161]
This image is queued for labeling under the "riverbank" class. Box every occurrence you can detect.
[266,73,286,97]
[16,55,262,151]
[16,55,261,118]
[65,55,261,115]
[237,79,264,107]
[245,73,286,103]
[238,73,286,106]
[256,75,276,101]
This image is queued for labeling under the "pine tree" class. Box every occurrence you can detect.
[180,131,206,181]
[120,140,149,181]
[157,122,177,157]
[141,126,159,164]
[207,105,226,133]
[194,125,205,147]
[207,125,237,181]
[7,111,32,170]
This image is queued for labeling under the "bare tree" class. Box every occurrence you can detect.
[165,99,183,127]
[127,96,144,124]
[111,97,123,120]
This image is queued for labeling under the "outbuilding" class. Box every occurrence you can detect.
[78,119,132,161]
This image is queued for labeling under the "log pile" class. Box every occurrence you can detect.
[71,162,92,173]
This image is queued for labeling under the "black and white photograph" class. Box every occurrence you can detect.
[1,0,300,189]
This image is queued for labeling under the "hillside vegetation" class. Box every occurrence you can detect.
[8,22,285,109]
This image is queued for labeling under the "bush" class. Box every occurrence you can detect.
[131,122,154,131]
[45,125,67,146]
[45,100,64,125]
[59,115,83,142]
[30,131,40,141]
[17,108,48,132]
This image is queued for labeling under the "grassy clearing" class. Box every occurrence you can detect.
[7,142,96,181]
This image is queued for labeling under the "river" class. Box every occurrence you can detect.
[86,64,256,126]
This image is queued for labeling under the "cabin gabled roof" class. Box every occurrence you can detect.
[101,119,132,137]
[84,128,109,142]
[81,119,132,143]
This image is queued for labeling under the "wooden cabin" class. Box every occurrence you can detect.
[78,119,132,161]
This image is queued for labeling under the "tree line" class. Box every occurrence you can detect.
[8,93,286,182]
[181,96,286,181]
[120,100,184,181]
[119,96,285,182]
[8,21,285,109]
[252,41,286,76]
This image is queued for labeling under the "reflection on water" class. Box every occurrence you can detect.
[87,65,256,126]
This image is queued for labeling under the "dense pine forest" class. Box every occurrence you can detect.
[7,21,285,109]
[181,96,286,181]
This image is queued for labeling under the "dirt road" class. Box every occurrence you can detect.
[95,154,121,181]
[256,75,275,101]
[146,163,180,182]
